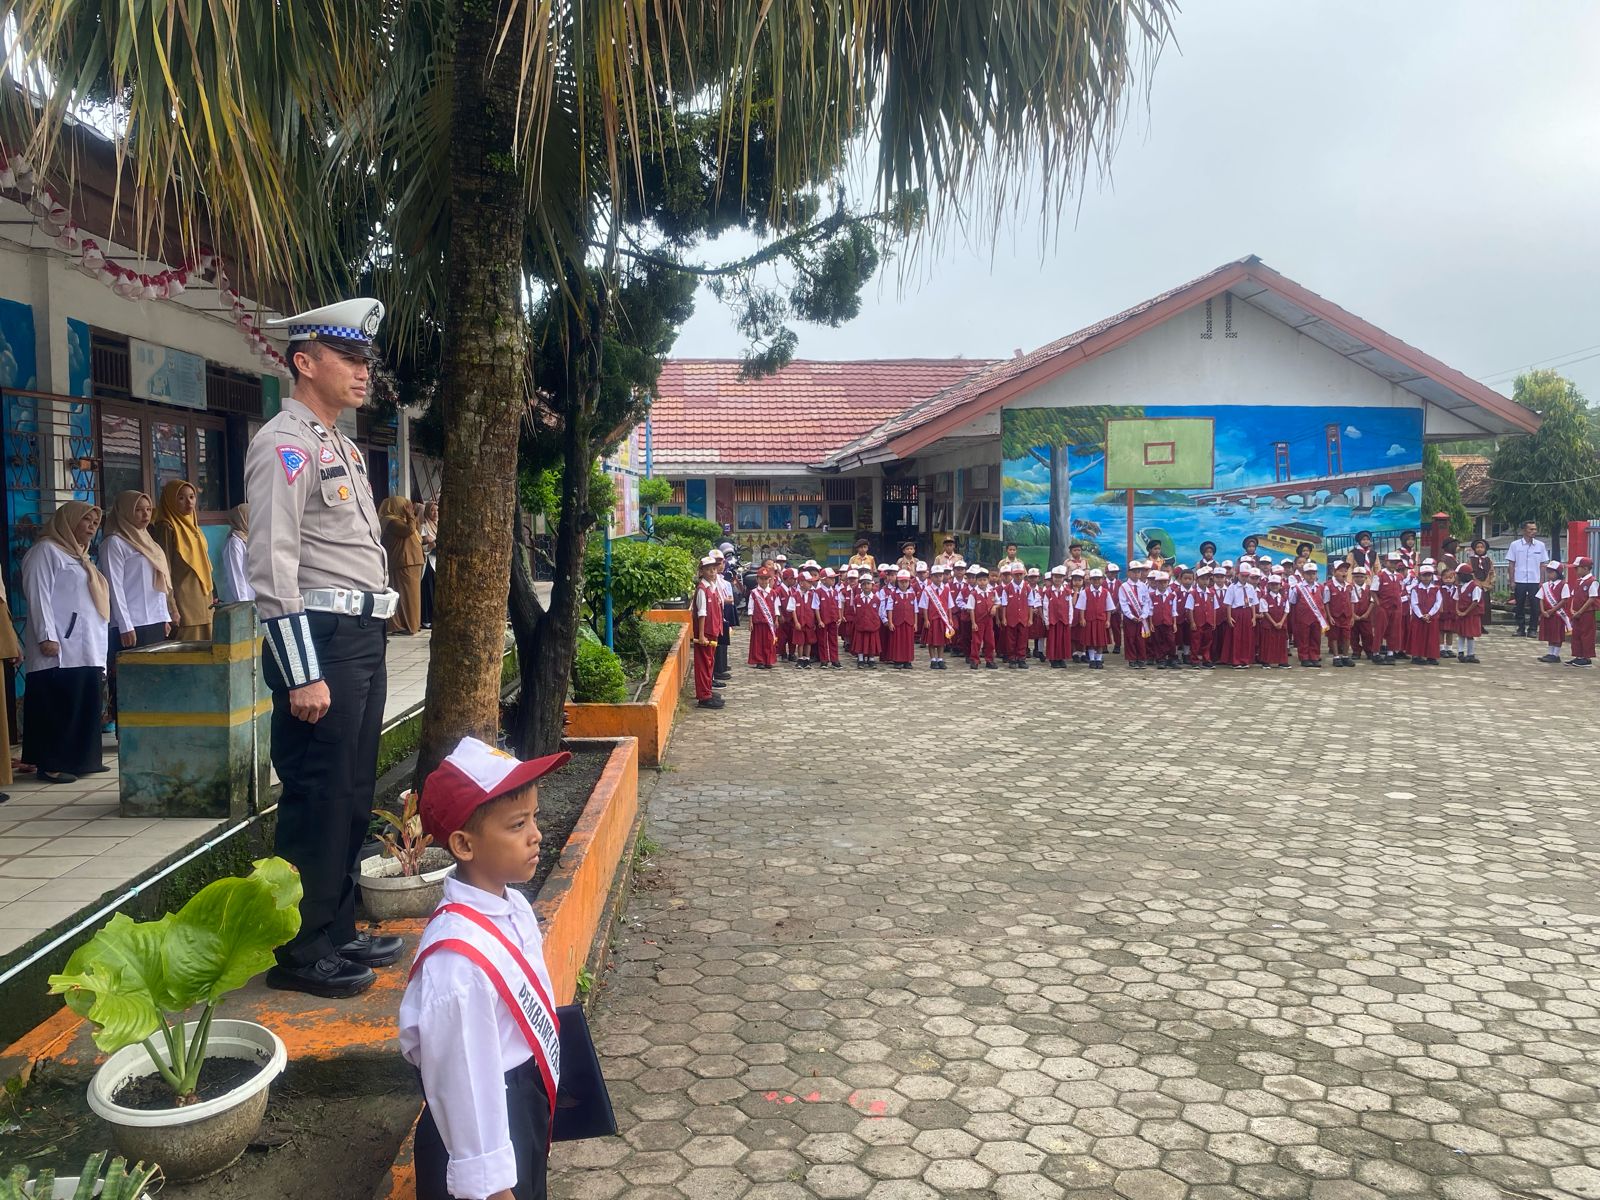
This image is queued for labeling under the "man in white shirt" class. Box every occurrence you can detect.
[1505,522,1549,637]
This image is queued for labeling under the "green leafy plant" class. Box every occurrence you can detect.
[372,789,434,876]
[637,477,673,510]
[0,1152,160,1200]
[572,640,628,704]
[651,515,722,560]
[583,538,696,633]
[47,858,302,1106]
[575,966,596,998]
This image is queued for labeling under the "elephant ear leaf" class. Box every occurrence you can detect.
[47,913,174,1053]
[164,858,304,1005]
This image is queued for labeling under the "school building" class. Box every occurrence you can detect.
[650,256,1538,569]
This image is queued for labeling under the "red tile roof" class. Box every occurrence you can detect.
[650,358,990,469]
[1444,454,1492,507]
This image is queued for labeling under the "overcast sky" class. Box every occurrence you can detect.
[672,0,1600,403]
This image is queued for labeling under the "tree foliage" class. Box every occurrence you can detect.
[638,477,674,509]
[582,538,697,634]
[1489,371,1600,547]
[1422,444,1472,541]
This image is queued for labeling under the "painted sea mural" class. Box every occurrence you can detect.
[1001,404,1424,569]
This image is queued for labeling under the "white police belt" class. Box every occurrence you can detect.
[302,588,400,619]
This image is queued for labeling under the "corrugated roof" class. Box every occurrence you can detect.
[1444,454,1492,507]
[650,358,989,467]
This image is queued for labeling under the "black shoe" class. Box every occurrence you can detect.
[37,771,79,784]
[698,696,726,708]
[969,661,979,669]
[1539,654,1560,663]
[831,662,842,670]
[267,954,375,999]
[714,671,732,680]
[0,793,7,804]
[712,679,727,688]
[337,932,405,968]
[985,661,999,669]
[78,763,111,775]
[1441,650,1455,659]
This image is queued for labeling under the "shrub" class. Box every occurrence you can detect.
[651,514,722,559]
[572,639,628,703]
[584,537,697,630]
[616,614,683,667]
[638,476,674,509]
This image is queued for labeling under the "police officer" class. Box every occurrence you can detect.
[247,298,403,998]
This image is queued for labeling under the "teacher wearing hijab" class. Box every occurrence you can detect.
[378,496,424,635]
[151,479,215,640]
[21,501,111,783]
[100,490,175,728]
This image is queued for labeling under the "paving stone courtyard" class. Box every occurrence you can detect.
[551,628,1600,1200]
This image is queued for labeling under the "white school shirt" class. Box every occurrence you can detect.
[100,533,174,632]
[222,533,255,602]
[398,875,558,1200]
[1505,537,1548,585]
[21,541,110,672]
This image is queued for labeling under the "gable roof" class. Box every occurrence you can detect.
[650,358,989,473]
[1444,454,1492,508]
[817,256,1538,471]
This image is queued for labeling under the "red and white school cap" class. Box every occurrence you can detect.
[896,569,912,579]
[1106,563,1121,573]
[1089,568,1105,577]
[1547,559,1564,569]
[421,736,571,842]
[1026,567,1041,577]
[1576,557,1594,568]
[1301,562,1318,572]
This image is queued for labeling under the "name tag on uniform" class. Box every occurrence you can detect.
[320,465,349,482]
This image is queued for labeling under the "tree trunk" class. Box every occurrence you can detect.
[416,0,528,780]
[1048,442,1072,567]
[516,263,610,757]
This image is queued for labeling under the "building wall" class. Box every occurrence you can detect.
[999,297,1425,569]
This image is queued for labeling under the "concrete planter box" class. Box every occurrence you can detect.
[563,617,689,767]
[536,736,640,1005]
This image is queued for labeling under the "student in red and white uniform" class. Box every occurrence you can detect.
[1075,568,1112,669]
[1324,559,1356,667]
[1289,562,1328,667]
[773,566,796,662]
[1187,567,1219,669]
[964,566,999,669]
[1407,562,1444,665]
[1452,563,1486,665]
[402,737,572,1200]
[1222,565,1259,669]
[1350,566,1380,662]
[789,572,818,668]
[1148,570,1180,668]
[850,569,882,668]
[691,556,727,706]
[1256,570,1291,668]
[1538,559,1571,664]
[815,568,842,669]
[1175,565,1197,663]
[921,564,955,670]
[949,561,973,659]
[1104,563,1123,655]
[1045,566,1075,668]
[1567,557,1597,667]
[1375,551,1407,662]
[1001,562,1032,669]
[746,570,778,668]
[883,570,918,668]
[1025,567,1046,661]
[1118,561,1153,669]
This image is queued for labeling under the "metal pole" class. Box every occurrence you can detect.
[604,517,615,648]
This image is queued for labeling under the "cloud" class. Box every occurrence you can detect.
[1344,425,1363,439]
[1386,443,1407,457]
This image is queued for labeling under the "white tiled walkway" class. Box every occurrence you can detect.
[0,630,439,959]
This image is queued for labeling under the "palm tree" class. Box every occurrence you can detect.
[4,1,1174,770]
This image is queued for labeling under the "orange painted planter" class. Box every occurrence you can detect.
[563,618,688,766]
[644,607,691,625]
[535,734,640,1005]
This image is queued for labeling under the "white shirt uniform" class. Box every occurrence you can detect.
[399,876,559,1200]
[21,542,110,672]
[222,533,255,603]
[1505,537,1549,585]
[100,533,174,633]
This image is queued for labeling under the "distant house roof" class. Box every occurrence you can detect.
[649,358,990,474]
[818,256,1539,471]
[1445,454,1492,508]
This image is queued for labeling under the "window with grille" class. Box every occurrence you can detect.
[205,365,264,417]
[883,481,918,503]
[823,478,856,503]
[669,480,686,505]
[90,331,133,400]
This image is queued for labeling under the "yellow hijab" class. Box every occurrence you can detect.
[154,480,213,587]
[101,490,172,594]
[31,500,111,619]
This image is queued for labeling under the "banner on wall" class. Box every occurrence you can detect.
[131,339,206,410]
[1002,404,1423,569]
[603,423,646,536]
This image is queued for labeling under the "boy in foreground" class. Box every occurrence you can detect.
[400,737,570,1200]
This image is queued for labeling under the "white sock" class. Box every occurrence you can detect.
[1462,638,1474,656]
[1551,644,1562,655]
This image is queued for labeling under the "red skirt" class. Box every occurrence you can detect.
[1256,622,1289,665]
[886,623,917,663]
[1408,616,1441,659]
[1029,613,1045,640]
[747,623,777,665]
[850,625,880,656]
[1078,615,1109,650]
[1046,622,1072,661]
[1539,612,1569,645]
[1227,608,1255,665]
[1455,610,1483,639]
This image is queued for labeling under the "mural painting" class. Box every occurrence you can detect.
[1002,405,1424,568]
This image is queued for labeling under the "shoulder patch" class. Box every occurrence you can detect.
[277,445,310,485]
[319,446,337,465]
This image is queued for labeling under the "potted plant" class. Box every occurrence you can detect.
[46,858,301,1182]
[358,788,453,920]
[2,1152,159,1200]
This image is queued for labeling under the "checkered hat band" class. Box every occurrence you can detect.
[290,324,370,342]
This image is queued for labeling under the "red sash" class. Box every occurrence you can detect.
[409,903,562,1120]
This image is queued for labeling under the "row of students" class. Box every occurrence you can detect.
[735,548,1558,672]
[1535,557,1600,666]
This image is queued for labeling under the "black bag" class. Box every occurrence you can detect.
[550,1004,617,1142]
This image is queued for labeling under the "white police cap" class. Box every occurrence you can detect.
[268,298,385,349]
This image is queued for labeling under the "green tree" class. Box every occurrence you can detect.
[6,0,1174,766]
[1489,371,1600,557]
[1422,444,1471,541]
[999,406,1143,565]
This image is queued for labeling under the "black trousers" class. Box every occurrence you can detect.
[421,563,437,627]
[415,1059,549,1200]
[1514,582,1539,634]
[22,665,103,775]
[265,612,387,966]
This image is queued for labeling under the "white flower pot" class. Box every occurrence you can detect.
[358,846,453,920]
[86,1018,286,1182]
[24,1177,153,1199]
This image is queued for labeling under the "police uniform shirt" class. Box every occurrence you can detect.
[399,876,556,1200]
